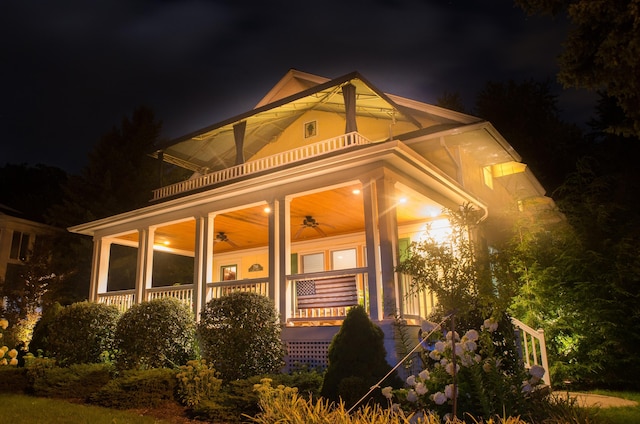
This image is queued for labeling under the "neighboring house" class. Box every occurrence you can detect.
[0,204,58,309]
[69,70,551,375]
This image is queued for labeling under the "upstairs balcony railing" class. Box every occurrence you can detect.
[152,131,370,201]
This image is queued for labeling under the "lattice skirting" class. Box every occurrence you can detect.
[284,340,331,372]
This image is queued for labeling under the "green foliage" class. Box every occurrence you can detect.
[320,305,398,406]
[114,297,197,370]
[0,366,28,393]
[251,378,452,424]
[47,301,120,366]
[29,302,64,356]
[28,362,112,399]
[516,0,640,137]
[396,204,495,320]
[190,370,324,423]
[388,320,548,421]
[88,367,178,409]
[175,359,222,408]
[198,292,285,381]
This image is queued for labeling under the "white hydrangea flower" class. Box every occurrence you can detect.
[432,391,447,405]
[407,389,418,403]
[418,369,430,381]
[444,384,457,399]
[483,318,499,332]
[381,386,393,400]
[406,375,416,386]
[463,329,479,341]
[415,382,428,395]
[529,365,545,379]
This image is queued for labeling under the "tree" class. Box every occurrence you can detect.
[515,0,640,137]
[320,305,399,407]
[0,164,67,222]
[197,292,285,381]
[0,235,60,346]
[475,79,584,192]
[45,106,191,303]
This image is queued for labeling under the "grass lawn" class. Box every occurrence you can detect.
[0,394,189,424]
[583,390,640,424]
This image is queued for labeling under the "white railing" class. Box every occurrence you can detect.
[207,278,269,299]
[153,131,370,200]
[147,285,194,309]
[97,290,136,313]
[512,317,551,387]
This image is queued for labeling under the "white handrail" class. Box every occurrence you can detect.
[511,317,551,386]
[153,132,370,200]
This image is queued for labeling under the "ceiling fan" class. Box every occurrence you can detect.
[215,231,238,247]
[294,215,334,239]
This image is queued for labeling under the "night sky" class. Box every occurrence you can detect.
[1,1,595,174]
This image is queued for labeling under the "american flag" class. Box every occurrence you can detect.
[295,275,358,309]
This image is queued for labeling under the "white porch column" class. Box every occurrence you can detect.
[362,178,382,321]
[135,227,155,304]
[193,213,215,320]
[376,176,400,319]
[362,176,400,322]
[89,236,112,302]
[270,197,291,323]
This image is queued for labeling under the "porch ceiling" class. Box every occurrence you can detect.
[115,183,442,254]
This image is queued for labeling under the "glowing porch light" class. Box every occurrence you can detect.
[264,206,271,213]
[352,189,361,195]
[419,217,452,245]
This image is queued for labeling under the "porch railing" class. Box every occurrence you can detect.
[288,268,368,320]
[207,278,269,299]
[147,284,194,308]
[512,317,551,387]
[97,290,136,313]
[152,131,370,200]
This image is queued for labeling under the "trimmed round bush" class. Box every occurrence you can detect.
[198,292,285,380]
[47,301,120,366]
[114,297,197,370]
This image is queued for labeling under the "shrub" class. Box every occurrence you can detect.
[320,305,399,406]
[175,359,222,408]
[88,367,177,409]
[198,292,285,380]
[28,362,112,399]
[191,370,323,422]
[114,297,197,370]
[47,301,120,366]
[29,302,64,356]
[385,318,550,421]
[0,366,28,393]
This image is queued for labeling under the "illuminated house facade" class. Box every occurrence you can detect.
[69,70,549,370]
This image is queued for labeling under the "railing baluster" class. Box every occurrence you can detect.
[153,132,371,200]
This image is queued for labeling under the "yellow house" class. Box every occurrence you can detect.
[69,70,549,372]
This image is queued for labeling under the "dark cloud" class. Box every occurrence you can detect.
[1,0,591,173]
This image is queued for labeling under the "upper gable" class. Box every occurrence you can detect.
[254,69,330,108]
[154,70,487,175]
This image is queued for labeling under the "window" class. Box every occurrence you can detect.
[331,248,357,270]
[221,265,237,281]
[10,231,30,261]
[302,253,324,273]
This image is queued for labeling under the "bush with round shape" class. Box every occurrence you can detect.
[320,305,399,406]
[197,292,284,381]
[114,297,197,370]
[47,301,120,366]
